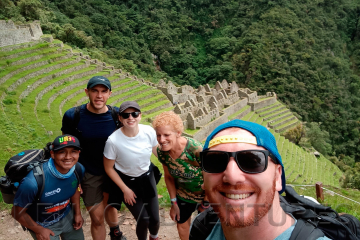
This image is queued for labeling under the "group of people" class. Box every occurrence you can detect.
[10,75,330,240]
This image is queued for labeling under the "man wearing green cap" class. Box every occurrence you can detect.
[190,120,330,240]
[62,76,125,240]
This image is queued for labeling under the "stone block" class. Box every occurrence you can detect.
[215,81,223,91]
[221,79,229,89]
[158,79,166,87]
[205,84,212,92]
[184,100,192,108]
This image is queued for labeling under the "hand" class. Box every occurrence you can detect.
[35,227,55,240]
[170,204,180,222]
[73,212,84,230]
[123,187,137,206]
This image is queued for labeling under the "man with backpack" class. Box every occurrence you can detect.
[12,135,85,240]
[61,76,125,240]
[190,120,332,240]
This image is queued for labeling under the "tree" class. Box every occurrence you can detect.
[306,122,332,156]
[283,123,305,145]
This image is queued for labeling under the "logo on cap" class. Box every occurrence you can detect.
[59,136,76,145]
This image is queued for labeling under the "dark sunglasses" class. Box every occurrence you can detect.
[200,150,277,174]
[120,111,140,119]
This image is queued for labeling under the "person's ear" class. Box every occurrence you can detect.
[275,164,283,192]
[50,150,55,160]
[84,88,89,96]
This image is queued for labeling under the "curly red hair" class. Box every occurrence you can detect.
[152,111,184,133]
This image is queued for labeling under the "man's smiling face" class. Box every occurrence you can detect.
[203,128,283,228]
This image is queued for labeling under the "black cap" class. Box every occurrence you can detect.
[52,135,82,151]
[87,76,111,90]
[119,101,141,114]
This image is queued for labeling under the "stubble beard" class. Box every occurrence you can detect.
[208,176,276,228]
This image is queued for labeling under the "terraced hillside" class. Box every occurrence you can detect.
[0,39,173,175]
[0,38,342,190]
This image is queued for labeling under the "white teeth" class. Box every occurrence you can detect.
[225,193,251,200]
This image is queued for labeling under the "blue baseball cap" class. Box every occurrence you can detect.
[203,119,285,194]
[87,76,111,90]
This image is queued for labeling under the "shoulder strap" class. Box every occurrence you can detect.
[73,105,82,130]
[189,207,219,240]
[290,218,325,240]
[33,163,45,203]
[108,105,121,129]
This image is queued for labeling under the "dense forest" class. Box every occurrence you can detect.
[1,0,360,187]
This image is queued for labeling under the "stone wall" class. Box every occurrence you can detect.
[0,20,16,30]
[223,98,248,116]
[233,107,251,120]
[192,113,228,141]
[157,79,269,134]
[0,20,43,47]
[249,97,277,111]
[239,88,258,103]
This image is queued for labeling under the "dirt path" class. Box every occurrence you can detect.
[0,208,183,240]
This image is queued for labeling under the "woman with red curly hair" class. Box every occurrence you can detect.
[152,111,206,240]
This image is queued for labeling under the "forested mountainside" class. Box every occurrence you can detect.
[1,1,360,165]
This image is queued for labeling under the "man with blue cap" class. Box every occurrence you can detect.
[190,120,330,240]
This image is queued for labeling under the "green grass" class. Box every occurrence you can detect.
[248,112,259,122]
[0,51,66,79]
[0,43,50,59]
[270,115,295,126]
[241,111,254,121]
[0,47,61,66]
[142,99,170,112]
[258,97,273,101]
[228,105,250,120]
[184,128,199,135]
[137,94,166,106]
[142,106,174,121]
[255,102,280,113]
[259,105,284,116]
[276,119,299,131]
[15,65,97,139]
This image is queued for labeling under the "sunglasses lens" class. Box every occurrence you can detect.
[202,151,229,173]
[131,112,140,118]
[121,113,130,119]
[236,151,266,173]
[121,112,140,119]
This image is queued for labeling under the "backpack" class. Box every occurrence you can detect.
[72,105,121,136]
[189,186,360,240]
[0,144,82,204]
